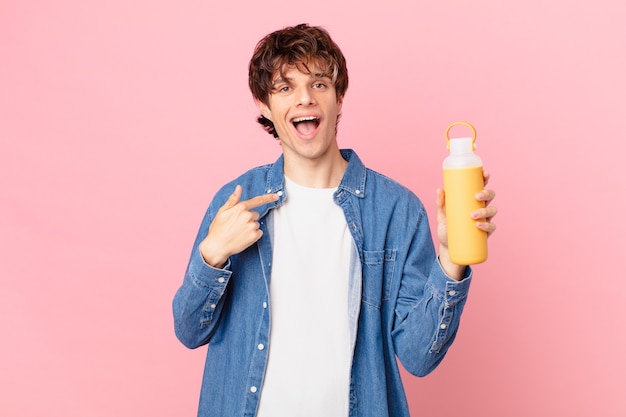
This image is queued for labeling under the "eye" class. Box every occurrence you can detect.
[312,82,327,89]
[271,83,291,94]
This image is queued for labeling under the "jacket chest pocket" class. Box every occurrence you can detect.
[361,249,396,308]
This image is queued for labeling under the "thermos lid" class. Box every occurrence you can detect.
[449,137,475,154]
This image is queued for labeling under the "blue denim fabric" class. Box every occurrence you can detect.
[173,149,472,417]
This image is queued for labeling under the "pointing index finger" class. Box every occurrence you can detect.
[240,193,279,210]
[222,185,243,209]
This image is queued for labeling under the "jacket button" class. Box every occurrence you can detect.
[250,386,258,393]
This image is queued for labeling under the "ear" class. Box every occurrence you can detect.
[257,100,272,121]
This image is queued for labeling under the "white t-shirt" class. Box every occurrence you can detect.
[256,177,353,417]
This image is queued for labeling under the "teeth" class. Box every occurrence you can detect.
[292,116,318,123]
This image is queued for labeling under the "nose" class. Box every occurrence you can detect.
[296,87,315,106]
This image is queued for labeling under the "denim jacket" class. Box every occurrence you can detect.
[173,149,472,417]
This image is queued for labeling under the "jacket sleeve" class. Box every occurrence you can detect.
[391,206,472,377]
[172,200,233,349]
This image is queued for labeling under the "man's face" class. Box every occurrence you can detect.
[259,63,343,165]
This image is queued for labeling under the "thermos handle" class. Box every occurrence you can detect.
[445,121,477,150]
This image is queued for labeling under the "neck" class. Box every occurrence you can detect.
[283,148,348,189]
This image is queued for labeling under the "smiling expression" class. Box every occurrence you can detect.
[258,62,343,165]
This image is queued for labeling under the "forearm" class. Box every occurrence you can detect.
[172,247,231,349]
[392,258,472,376]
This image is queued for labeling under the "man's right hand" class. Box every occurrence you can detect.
[199,185,279,268]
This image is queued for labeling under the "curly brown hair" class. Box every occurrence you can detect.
[248,24,349,137]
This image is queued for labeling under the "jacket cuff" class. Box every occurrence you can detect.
[431,259,472,306]
[187,246,232,289]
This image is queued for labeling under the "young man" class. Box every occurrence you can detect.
[173,24,497,417]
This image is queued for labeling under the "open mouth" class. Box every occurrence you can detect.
[292,116,320,135]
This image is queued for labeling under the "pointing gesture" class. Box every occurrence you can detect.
[200,185,279,268]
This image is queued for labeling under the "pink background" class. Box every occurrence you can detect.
[2,0,625,415]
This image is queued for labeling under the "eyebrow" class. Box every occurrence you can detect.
[271,77,290,87]
[271,72,331,87]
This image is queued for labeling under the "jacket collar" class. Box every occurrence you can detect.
[338,149,367,198]
[265,149,367,201]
